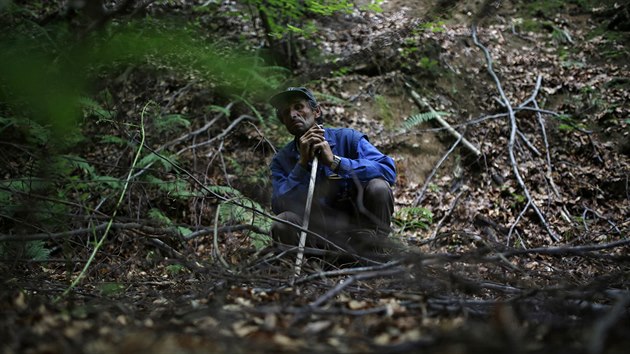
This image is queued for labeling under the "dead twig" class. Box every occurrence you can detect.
[0,222,266,242]
[309,267,405,308]
[422,189,465,246]
[413,133,464,207]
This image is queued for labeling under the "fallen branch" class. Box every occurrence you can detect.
[472,25,559,243]
[309,267,405,308]
[413,132,464,207]
[0,222,267,242]
[427,189,466,243]
[404,81,481,157]
[494,238,630,259]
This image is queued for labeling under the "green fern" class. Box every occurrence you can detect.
[394,206,433,231]
[3,116,51,145]
[78,97,115,121]
[0,240,51,261]
[57,155,96,176]
[137,153,177,172]
[402,111,446,131]
[93,175,123,190]
[148,208,173,226]
[207,105,231,116]
[200,184,243,199]
[218,197,272,250]
[154,114,190,134]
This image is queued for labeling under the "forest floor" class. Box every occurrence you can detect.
[1,0,630,353]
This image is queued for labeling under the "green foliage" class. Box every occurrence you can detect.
[428,183,440,193]
[393,207,433,232]
[0,240,51,261]
[332,66,351,77]
[25,240,51,260]
[398,39,441,75]
[166,264,186,275]
[402,111,446,131]
[0,116,50,145]
[218,197,272,250]
[137,153,177,173]
[92,175,124,190]
[154,114,190,134]
[0,15,287,149]
[374,95,394,128]
[360,0,384,13]
[419,21,446,33]
[207,104,231,116]
[243,0,382,43]
[148,208,173,226]
[98,283,126,297]
[144,175,195,200]
[418,57,439,71]
[79,97,116,122]
[553,114,587,132]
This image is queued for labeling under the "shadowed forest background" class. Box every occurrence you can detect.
[1,0,629,353]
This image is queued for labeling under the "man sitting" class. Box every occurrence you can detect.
[268,87,397,257]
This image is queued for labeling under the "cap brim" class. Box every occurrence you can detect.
[269,90,309,109]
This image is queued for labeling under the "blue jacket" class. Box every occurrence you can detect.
[271,127,396,214]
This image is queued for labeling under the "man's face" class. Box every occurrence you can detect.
[277,97,321,137]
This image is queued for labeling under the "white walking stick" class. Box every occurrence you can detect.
[294,155,318,277]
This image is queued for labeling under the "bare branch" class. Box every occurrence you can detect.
[472,25,559,242]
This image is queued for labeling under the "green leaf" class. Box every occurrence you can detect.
[393,206,433,231]
[208,105,231,116]
[177,226,193,237]
[137,153,162,169]
[25,240,51,261]
[79,97,115,121]
[93,175,122,189]
[250,233,272,250]
[154,114,190,134]
[166,264,185,275]
[402,111,446,131]
[148,208,173,226]
[98,283,125,297]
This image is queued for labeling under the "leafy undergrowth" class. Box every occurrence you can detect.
[2,0,630,353]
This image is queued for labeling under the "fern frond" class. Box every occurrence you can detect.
[78,96,115,120]
[154,114,190,134]
[148,208,172,226]
[207,105,231,116]
[200,185,242,199]
[402,111,447,131]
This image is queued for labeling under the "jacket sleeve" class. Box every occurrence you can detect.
[336,136,396,186]
[270,153,311,214]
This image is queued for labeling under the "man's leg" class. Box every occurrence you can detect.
[270,211,302,246]
[270,210,336,248]
[359,178,394,236]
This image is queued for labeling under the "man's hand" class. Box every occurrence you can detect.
[298,125,334,167]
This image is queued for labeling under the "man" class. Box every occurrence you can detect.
[268,87,396,255]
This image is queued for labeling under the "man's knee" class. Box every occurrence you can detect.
[365,178,393,204]
[271,211,301,244]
